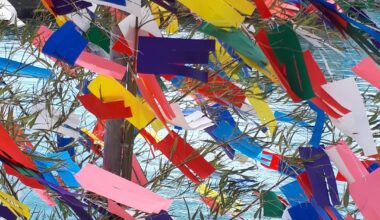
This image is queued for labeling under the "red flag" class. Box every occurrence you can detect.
[77,93,132,120]
[0,124,44,189]
[253,0,272,19]
[141,130,215,184]
[296,172,312,200]
[183,74,246,108]
[0,125,38,171]
[112,35,133,56]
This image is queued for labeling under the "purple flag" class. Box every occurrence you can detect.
[50,0,92,15]
[299,147,340,207]
[0,205,17,220]
[137,37,215,82]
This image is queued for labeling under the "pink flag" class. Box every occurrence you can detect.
[75,164,172,214]
[349,167,380,219]
[325,141,380,219]
[33,189,56,206]
[325,141,369,184]
[352,57,380,90]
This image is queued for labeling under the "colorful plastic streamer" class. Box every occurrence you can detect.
[141,130,215,184]
[198,23,277,82]
[42,21,88,66]
[325,141,380,219]
[352,56,380,90]
[322,77,377,156]
[0,57,51,78]
[137,37,215,82]
[49,0,92,15]
[266,22,315,100]
[211,121,262,159]
[33,151,81,188]
[304,50,350,118]
[280,180,308,206]
[0,191,30,219]
[77,92,133,120]
[177,0,246,27]
[75,164,172,213]
[261,190,285,217]
[299,147,340,207]
[310,0,380,64]
[308,102,325,148]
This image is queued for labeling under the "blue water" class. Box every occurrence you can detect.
[0,10,379,220]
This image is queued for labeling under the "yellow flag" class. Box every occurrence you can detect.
[81,128,104,148]
[246,83,277,135]
[166,15,179,34]
[88,76,155,130]
[224,0,255,15]
[56,15,67,26]
[151,119,164,132]
[0,191,30,219]
[177,0,244,27]
[196,184,243,215]
[150,2,179,34]
[149,2,161,26]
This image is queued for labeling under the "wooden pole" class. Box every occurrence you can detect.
[121,17,139,179]
[103,25,126,175]
[104,17,138,180]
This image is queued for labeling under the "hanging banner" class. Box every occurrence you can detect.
[75,164,172,213]
[141,130,215,184]
[322,77,377,156]
[77,92,133,120]
[84,0,142,16]
[267,23,315,100]
[137,37,215,82]
[0,191,30,219]
[325,141,380,220]
[0,58,51,78]
[299,147,340,207]
[177,0,245,27]
[352,57,380,89]
[49,0,92,15]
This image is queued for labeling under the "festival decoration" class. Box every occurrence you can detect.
[137,37,215,82]
[47,0,92,15]
[309,0,380,64]
[299,147,340,207]
[75,163,172,213]
[352,56,380,89]
[322,77,377,156]
[141,130,215,184]
[0,58,51,78]
[176,0,250,27]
